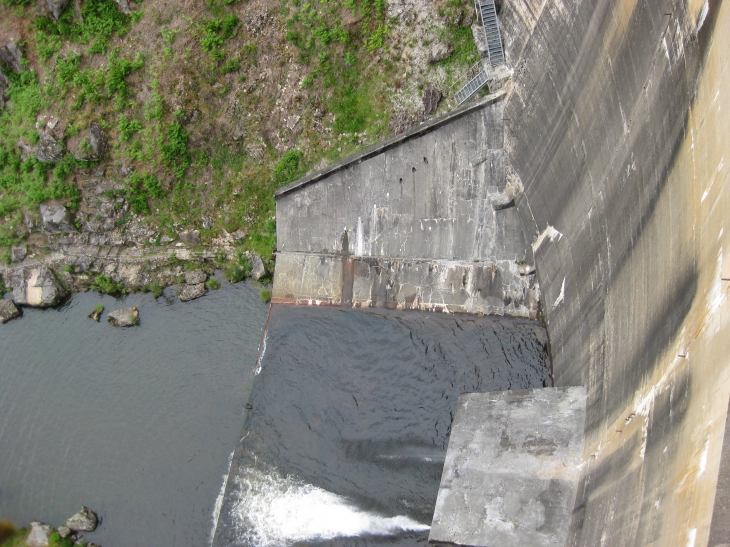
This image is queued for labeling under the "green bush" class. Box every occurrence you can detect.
[259,289,271,303]
[274,150,305,185]
[161,122,190,179]
[145,280,164,298]
[205,277,221,290]
[91,274,125,295]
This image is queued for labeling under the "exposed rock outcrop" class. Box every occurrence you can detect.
[40,201,76,233]
[422,84,441,116]
[88,306,103,321]
[69,122,108,161]
[114,0,130,14]
[247,251,266,280]
[10,245,26,263]
[107,307,139,327]
[0,43,23,73]
[0,300,20,324]
[32,133,65,163]
[46,0,71,22]
[7,266,68,307]
[0,69,8,111]
[65,506,98,532]
[184,270,207,284]
[178,229,200,245]
[428,42,453,63]
[179,283,206,302]
[26,521,54,547]
[57,525,72,539]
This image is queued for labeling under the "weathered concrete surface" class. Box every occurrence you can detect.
[499,1,730,545]
[430,387,586,547]
[275,92,537,316]
[272,253,538,317]
[277,92,527,263]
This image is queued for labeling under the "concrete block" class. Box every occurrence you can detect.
[430,387,587,547]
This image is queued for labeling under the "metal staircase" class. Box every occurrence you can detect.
[477,0,505,67]
[453,64,490,105]
[452,0,506,105]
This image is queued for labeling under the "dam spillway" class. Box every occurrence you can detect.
[220,0,730,546]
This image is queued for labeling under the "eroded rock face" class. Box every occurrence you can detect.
[422,84,442,116]
[179,229,201,245]
[46,0,71,21]
[0,69,8,110]
[429,42,454,63]
[107,307,139,327]
[26,521,54,547]
[0,44,23,73]
[179,283,206,302]
[114,0,130,14]
[10,245,26,263]
[32,133,65,163]
[184,270,207,284]
[40,201,76,233]
[65,506,98,532]
[0,300,20,324]
[8,266,68,307]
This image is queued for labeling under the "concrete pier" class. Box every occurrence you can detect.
[430,387,586,547]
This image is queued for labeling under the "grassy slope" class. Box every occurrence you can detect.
[0,0,478,268]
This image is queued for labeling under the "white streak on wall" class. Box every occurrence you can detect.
[532,225,564,253]
[553,278,565,309]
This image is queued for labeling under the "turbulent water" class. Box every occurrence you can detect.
[0,279,269,547]
[212,306,552,547]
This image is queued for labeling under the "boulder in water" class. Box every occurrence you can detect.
[0,300,20,324]
[107,307,139,327]
[57,525,72,539]
[65,506,98,532]
[179,283,206,302]
[26,521,54,547]
[7,266,69,307]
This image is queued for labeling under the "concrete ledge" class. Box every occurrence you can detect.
[272,251,539,317]
[275,90,506,197]
[430,387,587,547]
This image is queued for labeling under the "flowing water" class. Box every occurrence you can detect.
[0,279,269,547]
[212,306,551,547]
[0,286,551,547]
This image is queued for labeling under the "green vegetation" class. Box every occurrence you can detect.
[0,0,478,284]
[206,277,221,290]
[145,279,164,298]
[260,289,271,303]
[0,526,88,547]
[95,304,104,313]
[91,274,125,295]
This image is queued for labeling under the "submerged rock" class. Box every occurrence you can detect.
[8,266,69,307]
[40,201,76,233]
[88,306,103,321]
[65,506,98,532]
[57,525,72,539]
[26,521,54,547]
[179,283,206,302]
[107,307,139,327]
[0,300,20,324]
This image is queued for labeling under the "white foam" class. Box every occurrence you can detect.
[210,449,236,546]
[232,467,430,546]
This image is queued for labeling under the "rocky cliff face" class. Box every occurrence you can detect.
[499,1,730,545]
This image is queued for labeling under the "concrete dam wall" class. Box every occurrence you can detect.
[499,0,730,546]
[273,93,539,317]
[272,0,730,545]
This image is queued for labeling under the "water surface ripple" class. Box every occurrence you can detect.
[213,306,551,547]
[0,280,268,547]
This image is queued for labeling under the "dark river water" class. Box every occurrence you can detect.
[0,284,551,547]
[212,306,551,547]
[0,279,269,547]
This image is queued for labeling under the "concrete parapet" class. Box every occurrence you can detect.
[430,387,587,547]
[272,252,539,317]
